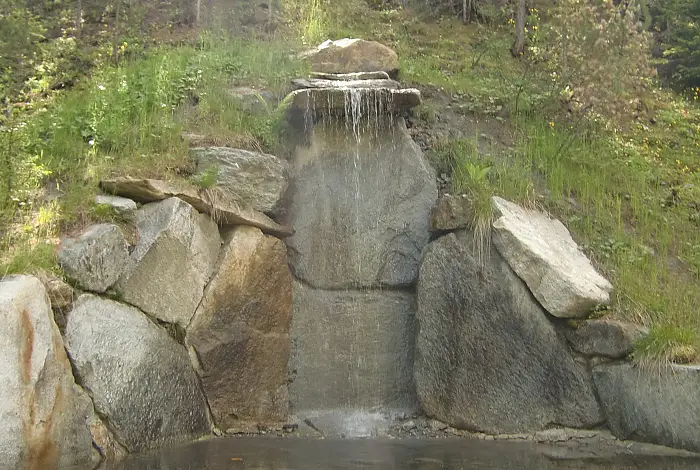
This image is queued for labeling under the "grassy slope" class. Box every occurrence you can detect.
[298,1,700,362]
[1,0,698,362]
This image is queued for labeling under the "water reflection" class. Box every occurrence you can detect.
[104,437,700,470]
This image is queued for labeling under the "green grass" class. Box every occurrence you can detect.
[1,33,307,272]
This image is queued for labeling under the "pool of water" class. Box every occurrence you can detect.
[103,437,700,470]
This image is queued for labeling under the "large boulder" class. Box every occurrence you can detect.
[289,280,418,412]
[190,147,289,214]
[593,362,700,453]
[187,226,292,429]
[286,118,436,288]
[58,223,131,293]
[114,197,221,328]
[302,39,400,77]
[563,319,648,359]
[64,295,211,453]
[100,177,294,237]
[0,276,97,469]
[415,232,602,434]
[491,197,613,318]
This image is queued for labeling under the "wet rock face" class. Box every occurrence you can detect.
[594,363,700,453]
[286,117,436,289]
[289,280,418,412]
[187,226,292,428]
[65,295,211,453]
[0,275,97,470]
[415,232,602,434]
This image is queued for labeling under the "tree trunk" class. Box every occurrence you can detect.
[76,0,82,37]
[511,0,526,57]
[196,0,201,24]
[112,0,122,65]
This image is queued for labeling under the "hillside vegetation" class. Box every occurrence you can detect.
[1,0,699,363]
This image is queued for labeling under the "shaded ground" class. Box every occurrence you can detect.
[103,436,700,470]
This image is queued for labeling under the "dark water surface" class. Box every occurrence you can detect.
[106,437,700,470]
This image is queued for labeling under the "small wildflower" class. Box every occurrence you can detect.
[97,84,105,91]
[549,121,555,128]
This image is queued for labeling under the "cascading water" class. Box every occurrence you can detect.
[283,80,436,436]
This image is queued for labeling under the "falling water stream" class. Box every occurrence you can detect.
[287,85,419,437]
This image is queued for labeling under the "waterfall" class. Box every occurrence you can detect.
[283,79,436,436]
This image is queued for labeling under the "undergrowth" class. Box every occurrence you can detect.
[1,34,306,274]
[294,0,700,363]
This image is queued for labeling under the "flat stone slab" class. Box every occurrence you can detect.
[100,177,294,238]
[491,197,612,318]
[291,78,399,90]
[286,88,421,115]
[593,362,700,453]
[310,71,390,80]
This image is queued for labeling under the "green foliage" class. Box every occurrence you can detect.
[635,325,698,364]
[657,0,700,90]
[0,241,58,277]
[191,166,218,189]
[532,0,655,119]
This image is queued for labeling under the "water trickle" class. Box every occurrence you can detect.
[286,81,432,437]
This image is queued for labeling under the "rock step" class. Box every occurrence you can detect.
[310,71,390,81]
[291,78,399,90]
[287,88,421,115]
[100,177,294,238]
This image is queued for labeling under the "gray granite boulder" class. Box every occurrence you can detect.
[115,197,221,328]
[0,276,98,469]
[415,232,602,434]
[594,362,700,453]
[429,193,472,232]
[563,319,648,359]
[58,223,131,293]
[64,294,211,453]
[491,197,613,318]
[190,147,289,214]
